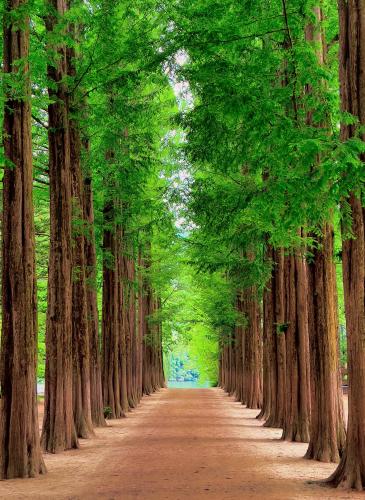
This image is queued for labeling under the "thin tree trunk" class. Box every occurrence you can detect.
[258,246,274,420]
[234,291,245,403]
[102,201,124,418]
[83,170,105,427]
[0,0,46,477]
[265,248,286,428]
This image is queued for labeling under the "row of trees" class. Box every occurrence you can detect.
[173,0,365,491]
[0,0,172,480]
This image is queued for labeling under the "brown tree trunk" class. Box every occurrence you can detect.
[117,226,129,414]
[102,201,124,418]
[0,0,46,477]
[141,251,154,395]
[69,121,93,438]
[234,292,245,403]
[66,32,94,438]
[281,251,311,442]
[136,250,145,401]
[243,287,262,409]
[126,253,138,408]
[83,171,105,427]
[327,0,365,487]
[265,248,286,428]
[303,8,345,461]
[306,224,345,461]
[258,246,274,420]
[41,0,78,453]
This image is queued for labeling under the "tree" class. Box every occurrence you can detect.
[41,0,78,452]
[304,8,345,462]
[0,0,46,477]
[328,0,365,489]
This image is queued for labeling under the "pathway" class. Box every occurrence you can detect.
[0,389,361,499]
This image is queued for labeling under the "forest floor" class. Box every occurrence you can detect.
[0,388,361,500]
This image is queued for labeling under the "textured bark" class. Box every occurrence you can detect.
[281,252,311,443]
[306,224,345,461]
[83,171,105,427]
[125,253,138,408]
[234,292,245,404]
[102,201,124,419]
[303,9,345,461]
[141,249,164,394]
[328,0,365,487]
[136,250,145,402]
[258,247,275,421]
[242,287,262,410]
[0,0,46,477]
[66,32,94,438]
[41,0,78,453]
[69,122,93,439]
[118,228,129,415]
[265,248,286,428]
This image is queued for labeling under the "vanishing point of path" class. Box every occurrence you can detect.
[1,388,361,500]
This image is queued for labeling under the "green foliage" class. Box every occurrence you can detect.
[2,0,358,378]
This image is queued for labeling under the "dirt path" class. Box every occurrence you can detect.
[0,388,361,499]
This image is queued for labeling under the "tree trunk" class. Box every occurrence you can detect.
[327,0,365,487]
[102,201,124,418]
[234,292,245,403]
[306,223,345,461]
[265,248,286,428]
[66,32,94,438]
[83,170,105,427]
[258,246,274,421]
[0,0,46,477]
[137,250,145,401]
[117,226,129,414]
[41,0,78,453]
[303,6,345,462]
[243,287,262,409]
[69,120,93,438]
[282,251,311,442]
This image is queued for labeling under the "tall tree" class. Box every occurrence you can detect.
[68,35,94,439]
[328,0,365,489]
[41,0,78,452]
[83,169,105,427]
[0,0,46,477]
[305,9,345,462]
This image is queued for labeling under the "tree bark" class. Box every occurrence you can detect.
[0,0,46,477]
[102,201,124,418]
[69,119,93,438]
[258,247,274,420]
[303,8,345,461]
[281,251,311,443]
[83,171,105,427]
[327,0,365,487]
[306,223,345,461]
[234,291,245,404]
[41,0,78,453]
[242,287,262,409]
[265,248,286,428]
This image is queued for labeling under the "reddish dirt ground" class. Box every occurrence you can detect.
[0,388,360,499]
